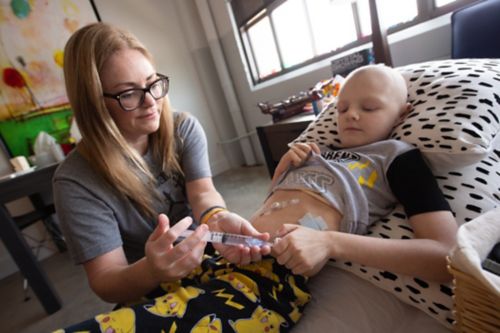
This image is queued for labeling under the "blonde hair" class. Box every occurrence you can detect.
[63,22,183,219]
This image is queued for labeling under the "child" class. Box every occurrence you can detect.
[229,64,458,280]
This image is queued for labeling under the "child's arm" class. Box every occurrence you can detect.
[326,210,457,281]
[271,142,320,185]
[273,210,457,281]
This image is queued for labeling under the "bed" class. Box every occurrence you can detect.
[296,265,450,332]
[291,58,500,332]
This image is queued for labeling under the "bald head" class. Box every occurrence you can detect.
[342,64,408,107]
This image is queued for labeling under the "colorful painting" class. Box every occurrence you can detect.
[0,0,99,157]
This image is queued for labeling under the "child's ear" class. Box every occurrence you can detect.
[394,103,411,127]
[399,102,412,120]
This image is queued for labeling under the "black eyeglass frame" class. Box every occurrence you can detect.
[103,73,170,112]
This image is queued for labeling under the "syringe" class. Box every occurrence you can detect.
[178,230,273,247]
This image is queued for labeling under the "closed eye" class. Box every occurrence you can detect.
[362,107,377,112]
[337,106,347,113]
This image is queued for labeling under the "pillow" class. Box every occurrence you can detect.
[293,59,500,327]
[295,59,500,169]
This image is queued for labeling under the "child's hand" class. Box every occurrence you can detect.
[208,211,271,265]
[272,224,330,276]
[272,142,320,184]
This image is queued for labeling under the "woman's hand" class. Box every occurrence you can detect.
[272,224,331,276]
[145,214,208,283]
[208,211,271,265]
[272,142,320,184]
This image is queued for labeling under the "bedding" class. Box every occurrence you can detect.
[295,264,449,332]
[292,59,500,328]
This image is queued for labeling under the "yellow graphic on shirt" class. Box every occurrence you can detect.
[348,160,371,170]
[229,306,287,333]
[95,307,135,333]
[212,288,245,310]
[217,272,259,302]
[144,286,204,318]
[358,170,378,188]
[348,160,378,188]
[191,314,222,333]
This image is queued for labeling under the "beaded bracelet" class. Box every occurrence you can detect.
[199,205,227,225]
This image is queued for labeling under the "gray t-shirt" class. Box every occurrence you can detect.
[273,140,418,234]
[53,113,211,264]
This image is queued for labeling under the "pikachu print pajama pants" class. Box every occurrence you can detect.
[55,255,310,333]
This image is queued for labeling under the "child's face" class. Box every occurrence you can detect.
[336,69,407,148]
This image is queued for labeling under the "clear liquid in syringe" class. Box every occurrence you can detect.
[178,230,273,247]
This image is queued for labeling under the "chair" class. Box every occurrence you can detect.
[13,195,67,253]
[0,133,66,252]
[451,0,500,58]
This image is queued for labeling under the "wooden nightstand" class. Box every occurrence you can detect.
[256,113,315,177]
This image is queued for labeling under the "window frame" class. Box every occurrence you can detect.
[233,0,479,85]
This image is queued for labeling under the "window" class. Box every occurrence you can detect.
[304,0,358,54]
[246,16,281,78]
[231,0,477,84]
[435,0,459,6]
[357,0,419,36]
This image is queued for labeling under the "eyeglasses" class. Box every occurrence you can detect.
[103,74,170,112]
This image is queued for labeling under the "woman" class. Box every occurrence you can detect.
[53,22,269,307]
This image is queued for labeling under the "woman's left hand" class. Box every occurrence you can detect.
[208,211,271,265]
[272,224,331,276]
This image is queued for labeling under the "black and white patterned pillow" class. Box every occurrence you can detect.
[294,59,500,327]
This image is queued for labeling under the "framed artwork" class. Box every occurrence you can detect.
[0,0,100,157]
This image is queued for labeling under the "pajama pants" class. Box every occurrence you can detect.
[54,255,310,333]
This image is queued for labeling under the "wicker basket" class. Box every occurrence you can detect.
[447,257,500,333]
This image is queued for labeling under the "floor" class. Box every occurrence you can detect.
[0,165,270,333]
